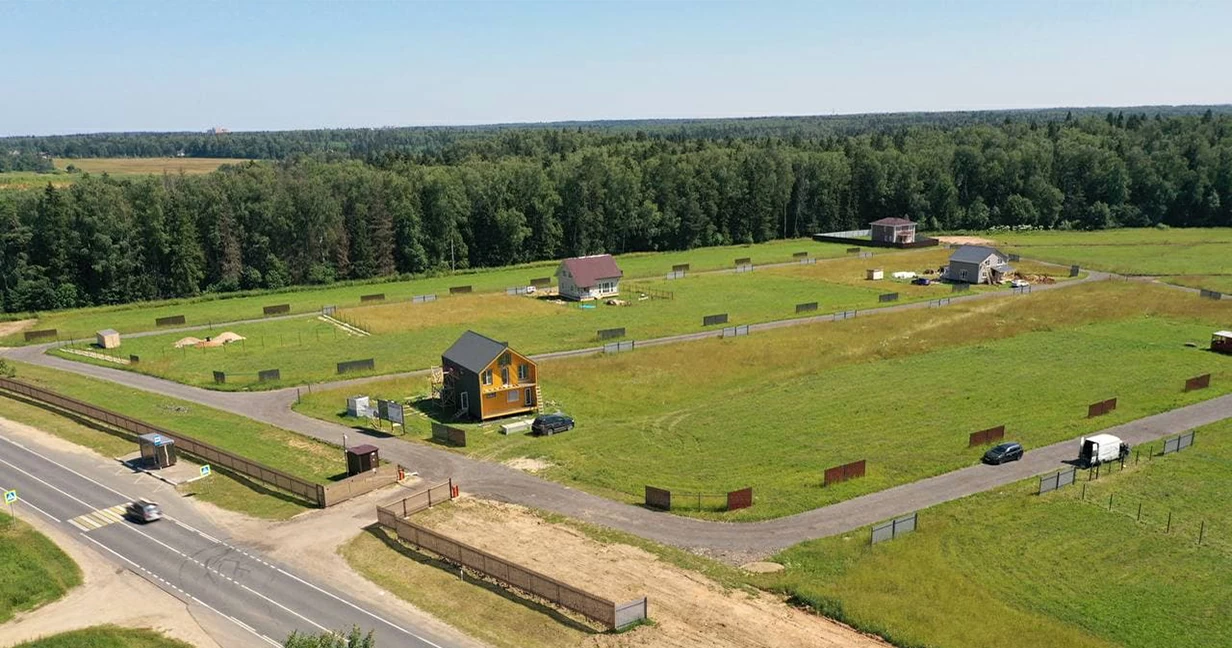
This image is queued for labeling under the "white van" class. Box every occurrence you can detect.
[1078,434,1130,468]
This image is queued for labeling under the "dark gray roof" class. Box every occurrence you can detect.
[442,330,508,374]
[869,217,915,226]
[948,245,1006,264]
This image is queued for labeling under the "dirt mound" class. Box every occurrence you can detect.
[173,332,245,349]
[935,235,997,246]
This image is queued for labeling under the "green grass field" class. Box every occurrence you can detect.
[992,227,1232,292]
[50,247,1050,389]
[10,626,193,648]
[2,238,886,346]
[297,282,1232,519]
[0,512,82,623]
[753,418,1232,648]
[3,363,342,518]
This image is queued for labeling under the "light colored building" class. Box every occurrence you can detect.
[945,245,1014,284]
[96,329,120,349]
[555,254,623,301]
[869,218,917,244]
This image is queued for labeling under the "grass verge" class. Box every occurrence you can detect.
[10,626,194,648]
[0,511,82,623]
[752,418,1232,648]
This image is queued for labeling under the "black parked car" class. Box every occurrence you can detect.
[982,442,1024,465]
[532,414,575,436]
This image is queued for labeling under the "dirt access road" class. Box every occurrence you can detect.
[5,269,1230,562]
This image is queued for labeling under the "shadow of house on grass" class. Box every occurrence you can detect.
[364,523,602,635]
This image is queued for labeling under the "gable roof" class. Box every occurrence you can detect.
[442,330,509,374]
[869,217,915,226]
[557,254,622,287]
[948,245,1007,264]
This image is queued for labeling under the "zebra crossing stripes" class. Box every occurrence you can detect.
[69,504,127,531]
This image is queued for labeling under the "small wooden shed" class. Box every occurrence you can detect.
[96,329,121,349]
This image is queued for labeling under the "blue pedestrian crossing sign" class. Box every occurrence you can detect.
[152,434,163,445]
[4,490,16,504]
[200,465,212,477]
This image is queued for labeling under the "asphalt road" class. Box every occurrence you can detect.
[0,430,461,648]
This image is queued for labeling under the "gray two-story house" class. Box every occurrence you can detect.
[945,245,1014,284]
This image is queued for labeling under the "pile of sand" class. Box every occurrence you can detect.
[172,332,245,349]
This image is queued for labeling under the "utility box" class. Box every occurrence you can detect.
[866,268,884,281]
[96,329,121,349]
[347,395,371,417]
[346,444,380,476]
[137,433,177,469]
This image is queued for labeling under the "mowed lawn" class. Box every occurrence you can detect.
[754,418,1232,648]
[3,238,883,345]
[4,363,342,518]
[10,626,194,648]
[0,512,82,623]
[51,248,998,389]
[297,282,1232,519]
[993,227,1232,292]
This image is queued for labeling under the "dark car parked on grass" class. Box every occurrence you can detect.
[532,414,575,436]
[982,442,1024,465]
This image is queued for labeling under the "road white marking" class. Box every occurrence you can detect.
[15,498,61,523]
[0,433,133,501]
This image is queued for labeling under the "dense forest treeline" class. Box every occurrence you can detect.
[1,111,1231,313]
[3,105,1228,161]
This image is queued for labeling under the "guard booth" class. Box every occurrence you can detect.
[138,433,178,469]
[346,444,380,476]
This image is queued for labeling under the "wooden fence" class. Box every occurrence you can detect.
[263,304,291,315]
[23,329,58,342]
[1088,398,1118,418]
[644,485,752,511]
[824,459,866,486]
[377,483,647,630]
[360,293,386,303]
[702,313,728,326]
[1185,374,1211,392]
[968,425,1006,447]
[431,422,467,447]
[449,285,473,294]
[337,358,376,374]
[155,315,186,327]
[795,302,819,314]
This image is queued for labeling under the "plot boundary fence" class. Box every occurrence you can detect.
[1038,468,1078,495]
[0,377,327,507]
[644,485,752,512]
[1162,431,1197,455]
[871,512,918,545]
[824,459,866,486]
[1088,397,1118,418]
[24,329,58,342]
[968,425,1006,447]
[1184,374,1211,392]
[377,482,648,630]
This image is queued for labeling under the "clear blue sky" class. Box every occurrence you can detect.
[1,0,1228,136]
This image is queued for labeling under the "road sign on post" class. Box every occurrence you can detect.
[200,465,212,477]
[3,490,15,504]
[152,434,163,445]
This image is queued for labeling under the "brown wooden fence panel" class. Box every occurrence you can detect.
[530,277,552,288]
[824,459,866,486]
[449,285,473,294]
[431,422,467,447]
[968,425,1006,447]
[672,263,690,272]
[360,293,386,303]
[645,486,671,510]
[263,304,291,315]
[1185,374,1211,391]
[726,487,753,511]
[0,377,326,507]
[155,315,186,327]
[734,257,751,266]
[337,358,375,374]
[23,329,58,342]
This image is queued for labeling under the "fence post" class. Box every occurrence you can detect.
[1082,483,1087,500]
[1166,511,1172,534]
[1199,520,1205,546]
[1137,502,1142,521]
[1109,494,1113,511]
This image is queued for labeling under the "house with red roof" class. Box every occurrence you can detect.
[555,254,623,301]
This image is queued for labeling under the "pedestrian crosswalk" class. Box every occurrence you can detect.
[69,504,127,531]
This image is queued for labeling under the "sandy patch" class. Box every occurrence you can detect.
[935,235,997,246]
[503,457,555,473]
[0,506,225,648]
[423,498,887,648]
[0,319,36,338]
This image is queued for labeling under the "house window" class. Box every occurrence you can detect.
[960,269,968,281]
[507,390,519,403]
[501,366,510,384]
[482,369,493,386]
[525,388,534,406]
[518,364,530,381]
[460,392,469,410]
[498,353,511,366]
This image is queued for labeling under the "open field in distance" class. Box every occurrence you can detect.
[298,282,1232,519]
[48,247,1021,389]
[754,418,1232,648]
[2,238,874,346]
[54,157,245,176]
